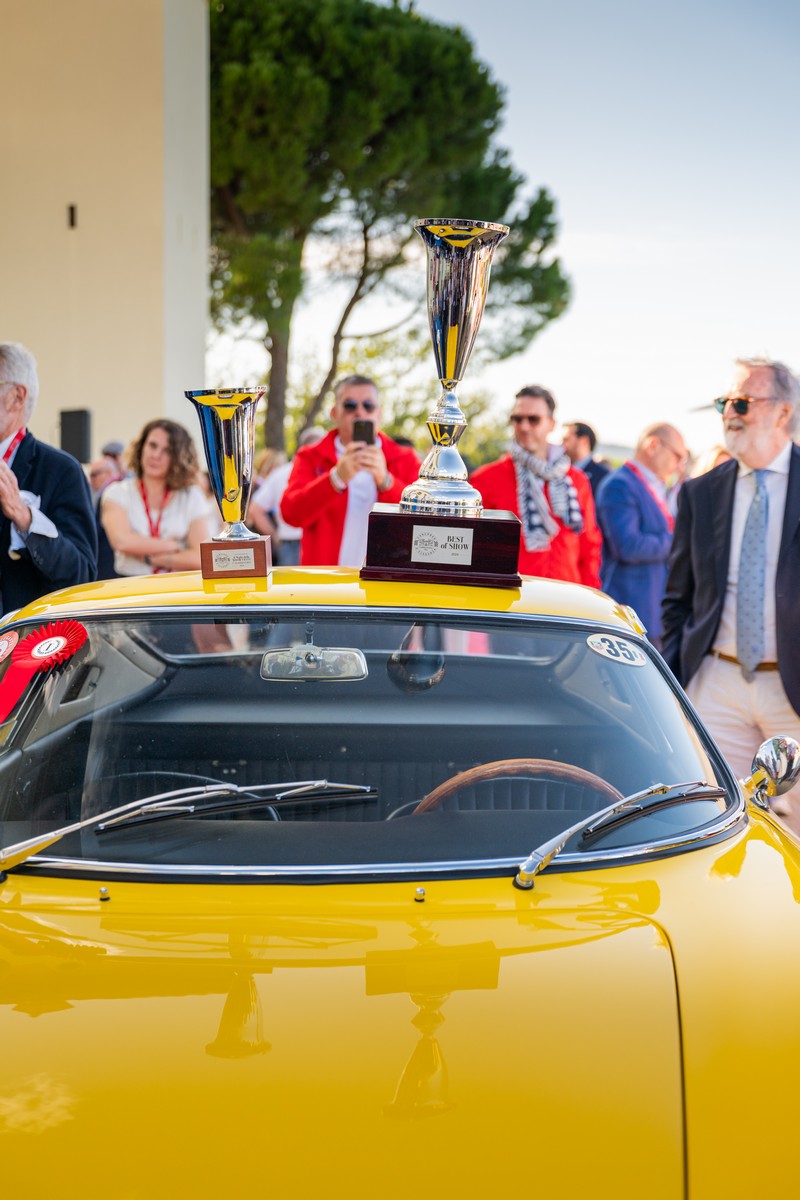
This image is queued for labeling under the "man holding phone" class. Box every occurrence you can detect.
[281,375,421,566]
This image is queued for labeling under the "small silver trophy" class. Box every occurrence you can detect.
[400,219,509,518]
[186,388,271,579]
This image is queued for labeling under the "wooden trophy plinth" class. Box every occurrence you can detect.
[200,536,272,581]
[360,504,522,589]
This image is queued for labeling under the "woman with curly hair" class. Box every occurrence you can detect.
[101,419,210,575]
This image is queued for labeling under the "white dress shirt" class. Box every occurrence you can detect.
[334,434,378,568]
[713,440,792,663]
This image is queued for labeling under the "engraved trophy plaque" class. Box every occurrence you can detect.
[361,219,522,588]
[186,388,272,580]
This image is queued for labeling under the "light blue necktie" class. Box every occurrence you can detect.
[736,468,769,681]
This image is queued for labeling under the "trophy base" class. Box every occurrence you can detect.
[360,504,521,589]
[200,536,272,581]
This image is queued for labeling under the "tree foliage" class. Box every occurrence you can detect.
[210,0,570,450]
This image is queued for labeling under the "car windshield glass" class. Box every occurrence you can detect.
[0,612,729,874]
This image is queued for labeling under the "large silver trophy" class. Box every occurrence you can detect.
[361,218,522,589]
[186,388,271,579]
[400,219,509,517]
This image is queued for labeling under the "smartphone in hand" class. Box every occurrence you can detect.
[352,418,375,444]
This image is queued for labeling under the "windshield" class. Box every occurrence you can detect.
[0,611,732,876]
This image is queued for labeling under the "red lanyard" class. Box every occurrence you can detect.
[624,460,674,531]
[3,428,26,464]
[139,480,171,538]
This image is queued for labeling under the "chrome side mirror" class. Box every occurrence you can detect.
[742,736,800,809]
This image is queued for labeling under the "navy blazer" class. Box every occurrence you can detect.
[662,445,800,713]
[596,463,673,641]
[0,432,97,615]
[582,458,612,497]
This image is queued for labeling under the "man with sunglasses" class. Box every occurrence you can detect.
[280,375,421,566]
[470,385,601,586]
[662,357,800,810]
[595,422,688,648]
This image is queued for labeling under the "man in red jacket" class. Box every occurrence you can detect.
[470,385,601,587]
[280,376,421,566]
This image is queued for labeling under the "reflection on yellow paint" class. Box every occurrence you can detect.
[0,1074,75,1134]
[445,325,459,381]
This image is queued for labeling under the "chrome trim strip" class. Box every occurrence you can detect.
[0,604,649,632]
[17,802,746,879]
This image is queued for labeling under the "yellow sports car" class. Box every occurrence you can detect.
[1,568,798,1198]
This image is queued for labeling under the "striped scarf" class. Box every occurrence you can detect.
[510,442,584,552]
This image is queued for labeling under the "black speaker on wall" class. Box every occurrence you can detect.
[60,409,92,464]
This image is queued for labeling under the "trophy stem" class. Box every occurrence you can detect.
[401,384,482,517]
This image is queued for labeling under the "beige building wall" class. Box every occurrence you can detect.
[0,0,208,462]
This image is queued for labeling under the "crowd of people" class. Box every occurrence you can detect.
[1,339,799,811]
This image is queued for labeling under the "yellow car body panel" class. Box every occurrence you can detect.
[3,810,798,1197]
[2,865,684,1198]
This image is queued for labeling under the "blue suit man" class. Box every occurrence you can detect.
[596,423,687,645]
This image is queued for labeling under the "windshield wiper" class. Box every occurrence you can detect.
[95,779,378,833]
[514,781,727,890]
[0,780,378,873]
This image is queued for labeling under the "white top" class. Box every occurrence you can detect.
[713,440,792,662]
[102,477,208,576]
[333,434,380,568]
[253,461,299,541]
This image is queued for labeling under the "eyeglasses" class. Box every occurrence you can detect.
[510,414,543,426]
[658,437,688,467]
[341,399,377,413]
[713,395,773,415]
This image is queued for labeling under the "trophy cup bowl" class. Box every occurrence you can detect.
[400,219,509,518]
[186,388,271,580]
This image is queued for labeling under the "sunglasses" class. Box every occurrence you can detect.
[713,395,772,415]
[341,399,377,413]
[510,414,543,426]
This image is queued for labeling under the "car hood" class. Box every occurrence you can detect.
[0,870,683,1198]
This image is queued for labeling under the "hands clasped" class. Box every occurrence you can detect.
[0,460,32,533]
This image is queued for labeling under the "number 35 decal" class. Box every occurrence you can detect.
[586,634,647,666]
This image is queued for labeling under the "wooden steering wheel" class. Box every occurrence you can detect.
[412,757,623,814]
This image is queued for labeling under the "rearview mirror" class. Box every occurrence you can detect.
[260,644,367,682]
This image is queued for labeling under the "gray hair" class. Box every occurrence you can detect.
[736,356,800,436]
[332,375,379,401]
[0,341,39,419]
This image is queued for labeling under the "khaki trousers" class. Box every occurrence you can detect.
[687,654,800,783]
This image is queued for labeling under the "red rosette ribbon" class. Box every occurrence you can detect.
[0,620,87,723]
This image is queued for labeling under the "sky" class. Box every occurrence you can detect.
[409,0,800,453]
[210,0,800,456]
